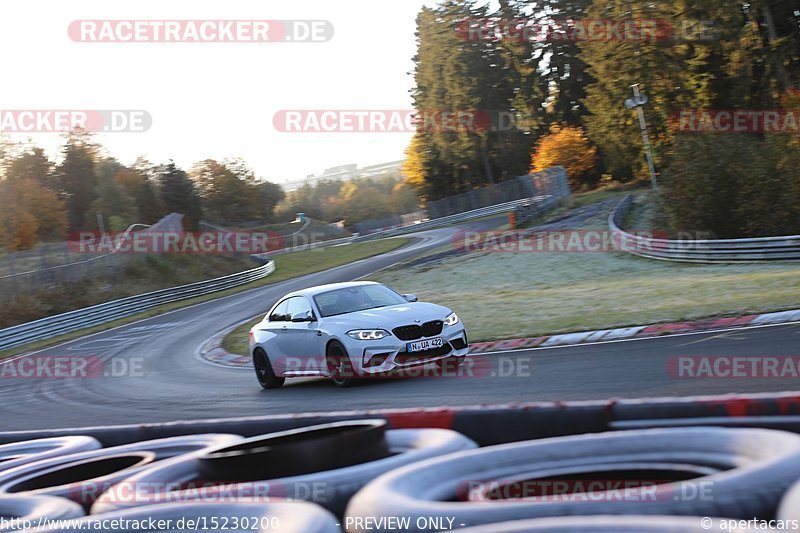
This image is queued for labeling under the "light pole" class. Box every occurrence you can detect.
[624,83,658,191]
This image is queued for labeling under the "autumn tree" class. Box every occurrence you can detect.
[531,125,599,190]
[0,178,67,249]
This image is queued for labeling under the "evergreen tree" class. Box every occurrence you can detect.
[53,129,98,231]
[158,162,203,230]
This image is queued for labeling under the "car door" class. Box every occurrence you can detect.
[280,296,323,374]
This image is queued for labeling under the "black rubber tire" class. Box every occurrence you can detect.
[253,348,284,389]
[0,494,84,531]
[345,427,800,531]
[197,420,390,480]
[0,434,242,510]
[0,437,100,475]
[27,501,340,533]
[1,452,155,510]
[92,428,477,516]
[326,341,356,388]
[778,479,800,520]
[451,515,730,532]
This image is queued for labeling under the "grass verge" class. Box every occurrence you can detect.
[369,201,800,342]
[0,238,410,360]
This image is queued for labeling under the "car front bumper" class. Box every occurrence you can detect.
[350,327,470,374]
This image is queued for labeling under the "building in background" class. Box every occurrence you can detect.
[281,160,404,191]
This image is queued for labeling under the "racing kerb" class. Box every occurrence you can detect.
[1,391,799,447]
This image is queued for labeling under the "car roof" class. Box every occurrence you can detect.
[285,281,381,299]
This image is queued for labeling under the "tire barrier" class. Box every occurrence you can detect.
[197,421,391,480]
[0,435,241,510]
[0,494,84,532]
[5,392,800,450]
[93,427,477,516]
[344,427,800,532]
[612,415,800,433]
[0,452,155,511]
[452,515,734,532]
[0,437,101,474]
[778,479,800,520]
[27,501,341,533]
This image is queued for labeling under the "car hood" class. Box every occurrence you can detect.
[323,302,452,330]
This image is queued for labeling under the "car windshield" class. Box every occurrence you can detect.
[313,285,408,317]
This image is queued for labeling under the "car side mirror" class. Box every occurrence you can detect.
[402,293,418,302]
[290,310,315,322]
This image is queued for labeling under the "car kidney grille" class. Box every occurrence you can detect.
[393,320,444,341]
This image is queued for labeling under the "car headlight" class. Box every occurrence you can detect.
[444,312,459,326]
[347,329,390,341]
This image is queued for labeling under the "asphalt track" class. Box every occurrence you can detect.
[1,215,799,431]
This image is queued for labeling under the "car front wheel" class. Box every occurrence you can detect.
[326,341,356,388]
[253,348,285,389]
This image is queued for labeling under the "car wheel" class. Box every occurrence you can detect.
[253,349,284,389]
[326,341,355,388]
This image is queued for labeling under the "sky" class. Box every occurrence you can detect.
[1,0,443,183]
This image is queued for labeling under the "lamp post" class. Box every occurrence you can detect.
[624,83,658,191]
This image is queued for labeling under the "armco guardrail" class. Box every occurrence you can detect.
[610,194,800,263]
[0,261,275,351]
[260,190,567,259]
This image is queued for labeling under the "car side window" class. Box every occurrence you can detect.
[285,296,312,319]
[269,299,290,322]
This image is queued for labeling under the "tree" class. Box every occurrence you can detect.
[256,180,285,222]
[578,0,747,181]
[91,174,139,231]
[191,159,265,225]
[4,147,53,187]
[113,168,163,224]
[158,162,203,230]
[0,178,67,249]
[531,125,599,190]
[53,129,98,230]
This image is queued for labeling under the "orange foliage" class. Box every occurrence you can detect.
[531,125,599,190]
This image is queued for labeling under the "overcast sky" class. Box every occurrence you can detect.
[1,0,448,183]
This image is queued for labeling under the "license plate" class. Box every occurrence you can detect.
[407,337,444,353]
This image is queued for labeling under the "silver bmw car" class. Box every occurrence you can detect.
[248,281,469,388]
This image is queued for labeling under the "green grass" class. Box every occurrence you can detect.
[223,317,261,356]
[0,238,410,360]
[369,201,800,342]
